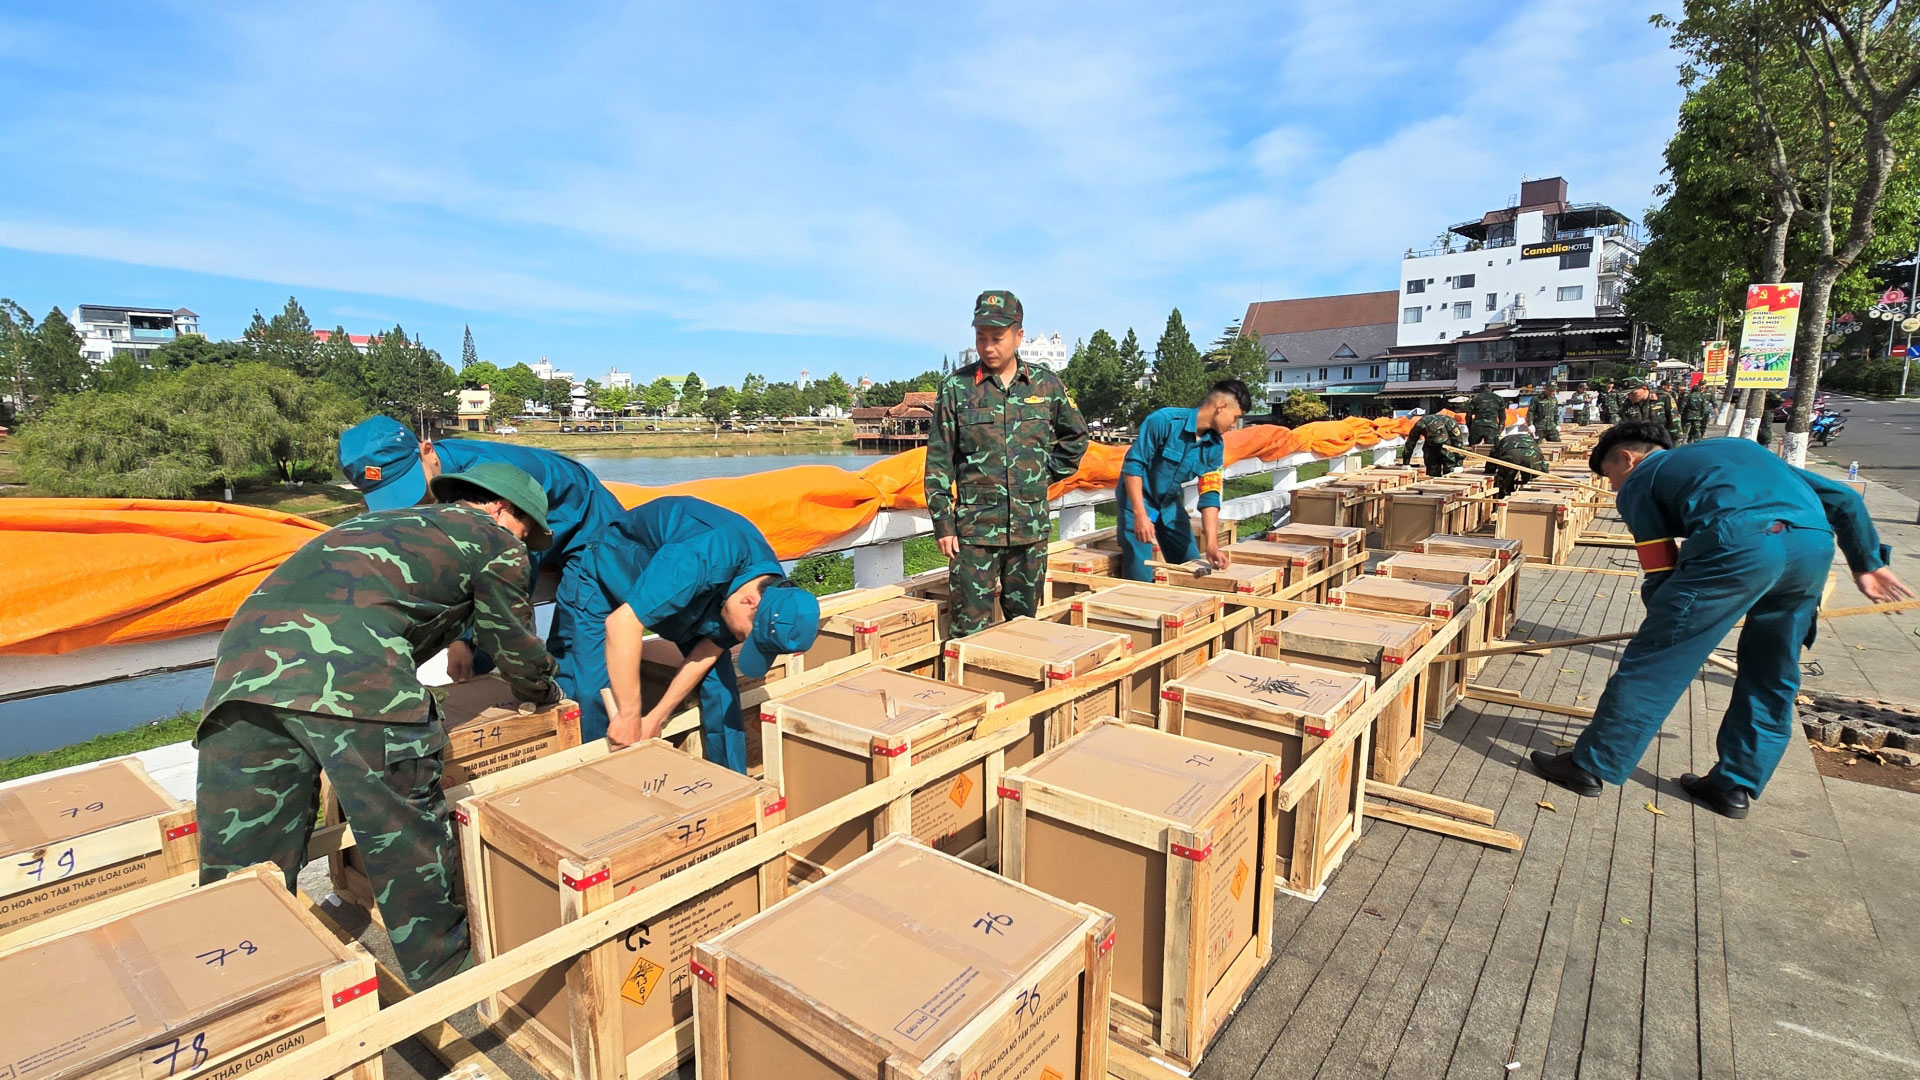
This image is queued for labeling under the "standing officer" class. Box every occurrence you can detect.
[570,496,821,769]
[1116,379,1248,580]
[1466,383,1506,445]
[1680,383,1711,443]
[1399,398,1467,477]
[339,416,625,737]
[1598,379,1619,424]
[1657,383,1683,443]
[1618,379,1653,422]
[1529,381,1561,443]
[1484,430,1548,498]
[197,463,560,988]
[926,290,1089,637]
[1531,422,1912,817]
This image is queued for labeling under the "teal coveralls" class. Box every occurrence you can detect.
[1116,407,1225,581]
[557,496,785,772]
[1571,438,1891,796]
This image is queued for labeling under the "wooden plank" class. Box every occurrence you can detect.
[1437,630,1636,663]
[1464,685,1598,720]
[1363,802,1523,852]
[1367,781,1498,826]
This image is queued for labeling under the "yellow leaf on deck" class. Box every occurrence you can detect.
[1560,668,1576,674]
[1621,916,1633,925]
[1537,800,1557,811]
[1552,737,1575,748]
[1644,802,1665,816]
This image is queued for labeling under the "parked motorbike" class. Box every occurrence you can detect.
[1812,408,1849,446]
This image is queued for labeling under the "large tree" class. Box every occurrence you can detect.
[640,376,678,416]
[702,386,738,427]
[1116,328,1150,425]
[363,324,456,432]
[735,373,767,419]
[1062,329,1131,425]
[28,307,89,413]
[312,325,373,403]
[1147,309,1206,413]
[242,297,319,376]
[761,382,802,419]
[461,325,478,369]
[151,333,253,371]
[815,371,853,411]
[491,362,542,412]
[680,371,705,411]
[1206,319,1272,388]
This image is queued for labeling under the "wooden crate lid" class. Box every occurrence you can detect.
[1230,539,1324,566]
[709,837,1089,1064]
[0,873,343,1080]
[1506,492,1574,506]
[773,667,996,740]
[1417,534,1523,561]
[951,617,1128,665]
[1265,522,1365,546]
[1390,486,1461,504]
[830,595,938,630]
[1332,576,1471,617]
[1155,562,1279,595]
[1048,545,1116,570]
[1165,650,1372,729]
[1077,584,1221,622]
[1272,607,1431,658]
[0,759,176,858]
[473,741,770,861]
[433,673,573,734]
[1377,552,1500,581]
[1010,722,1264,828]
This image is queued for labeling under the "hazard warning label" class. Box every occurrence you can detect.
[1230,858,1251,902]
[621,954,665,1007]
[948,772,975,808]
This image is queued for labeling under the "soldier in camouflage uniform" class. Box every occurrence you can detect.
[1658,384,1683,443]
[1618,379,1654,423]
[1484,431,1549,498]
[926,289,1089,637]
[1399,402,1467,477]
[196,462,560,988]
[1598,379,1619,424]
[1680,384,1712,443]
[1757,390,1785,447]
[1529,381,1562,442]
[1580,389,1598,425]
[1466,383,1506,444]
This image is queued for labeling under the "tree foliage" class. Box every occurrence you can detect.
[17,363,360,497]
[151,333,252,371]
[1275,388,1329,427]
[702,386,738,425]
[861,370,940,408]
[461,325,478,369]
[491,363,541,412]
[1062,329,1136,425]
[363,324,456,432]
[1205,320,1272,387]
[1147,308,1206,413]
[641,376,678,416]
[241,297,319,376]
[680,371,705,409]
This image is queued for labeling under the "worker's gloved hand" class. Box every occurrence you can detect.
[1855,567,1916,604]
[445,641,475,682]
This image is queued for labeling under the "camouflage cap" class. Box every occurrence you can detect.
[972,289,1023,327]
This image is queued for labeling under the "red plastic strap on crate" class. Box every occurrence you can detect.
[872,742,909,757]
[331,977,378,1008]
[1257,632,1278,646]
[944,647,961,658]
[1435,605,1454,618]
[1306,724,1334,738]
[1163,617,1185,629]
[855,625,878,633]
[1098,930,1117,956]
[1047,668,1073,680]
[1160,689,1183,702]
[450,808,470,826]
[1170,842,1212,862]
[762,798,787,817]
[996,785,1021,801]
[1326,594,1344,606]
[163,821,198,841]
[759,710,779,724]
[1235,583,1255,593]
[561,867,611,891]
[689,958,716,987]
[1071,602,1085,613]
[559,704,581,723]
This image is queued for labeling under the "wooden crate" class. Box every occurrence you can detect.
[1047,545,1118,602]
[692,835,1115,1080]
[1414,534,1523,639]
[458,740,785,1080]
[762,667,1003,878]
[1228,539,1328,603]
[1289,483,1370,528]
[1161,651,1372,899]
[327,675,583,908]
[1000,721,1276,1069]
[1376,551,1498,590]
[1327,577,1474,722]
[0,865,381,1080]
[1264,523,1366,589]
[1381,486,1466,551]
[1498,493,1579,564]
[1255,608,1432,787]
[1190,512,1240,550]
[943,616,1132,768]
[0,758,199,950]
[1069,584,1223,726]
[1151,563,1280,652]
[1420,475,1495,530]
[795,595,939,673]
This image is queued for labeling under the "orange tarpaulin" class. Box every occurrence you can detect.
[2,417,1453,656]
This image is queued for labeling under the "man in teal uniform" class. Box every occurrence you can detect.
[1115,379,1249,581]
[925,290,1089,636]
[197,463,559,987]
[1531,423,1912,817]
[568,496,820,769]
[340,416,625,736]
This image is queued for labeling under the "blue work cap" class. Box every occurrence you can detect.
[339,416,427,511]
[739,584,820,679]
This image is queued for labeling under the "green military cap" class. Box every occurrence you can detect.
[972,289,1023,327]
[430,462,554,550]
[1623,377,1647,389]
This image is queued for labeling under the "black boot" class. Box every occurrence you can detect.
[1530,750,1602,796]
[1679,772,1750,819]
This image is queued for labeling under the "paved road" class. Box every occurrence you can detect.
[1809,392,1920,499]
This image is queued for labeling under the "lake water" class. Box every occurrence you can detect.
[0,445,895,758]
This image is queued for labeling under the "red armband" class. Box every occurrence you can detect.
[1197,471,1223,496]
[1635,538,1678,573]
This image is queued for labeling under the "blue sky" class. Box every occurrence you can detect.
[0,1,1684,387]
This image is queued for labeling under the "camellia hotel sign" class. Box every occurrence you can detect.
[1520,237,1594,260]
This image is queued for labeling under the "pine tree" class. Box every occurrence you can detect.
[1117,327,1149,426]
[1147,309,1204,414]
[461,325,478,369]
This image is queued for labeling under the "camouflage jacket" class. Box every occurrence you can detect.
[1618,395,1653,423]
[1680,390,1712,422]
[1598,391,1619,423]
[926,360,1089,546]
[1486,432,1548,475]
[1528,392,1560,431]
[1399,413,1465,465]
[204,505,557,723]
[1467,390,1505,432]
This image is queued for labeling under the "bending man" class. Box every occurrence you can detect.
[1116,379,1248,580]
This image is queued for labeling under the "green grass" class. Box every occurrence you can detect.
[231,483,365,519]
[0,443,21,486]
[0,711,199,784]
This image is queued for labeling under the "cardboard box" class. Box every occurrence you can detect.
[1069,585,1222,726]
[1414,534,1523,640]
[691,836,1116,1080]
[1381,486,1467,551]
[326,675,582,908]
[1328,577,1475,723]
[1264,523,1366,589]
[1160,651,1371,898]
[0,866,379,1080]
[1047,546,1118,602]
[1499,492,1580,564]
[798,596,940,673]
[1255,608,1432,787]
[762,668,1002,878]
[459,740,784,1080]
[1228,539,1328,602]
[999,722,1276,1069]
[0,759,198,948]
[943,617,1134,768]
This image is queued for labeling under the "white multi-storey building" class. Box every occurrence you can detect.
[1395,177,1639,348]
[1017,331,1070,370]
[72,305,201,364]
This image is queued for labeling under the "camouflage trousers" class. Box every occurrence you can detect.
[1683,419,1707,443]
[197,701,468,988]
[1418,451,1456,478]
[1468,423,1501,446]
[1536,423,1559,443]
[950,542,1045,638]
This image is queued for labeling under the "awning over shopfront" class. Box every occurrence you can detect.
[1319,384,1387,395]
